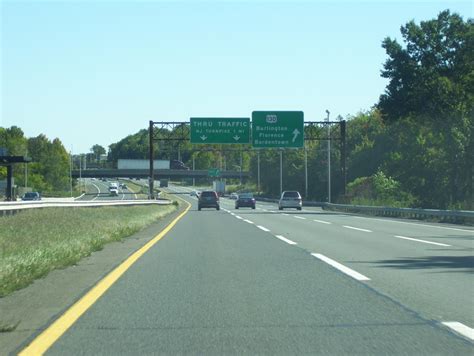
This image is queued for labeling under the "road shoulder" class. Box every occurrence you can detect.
[0,203,186,356]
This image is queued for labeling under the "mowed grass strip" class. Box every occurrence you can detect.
[0,204,178,297]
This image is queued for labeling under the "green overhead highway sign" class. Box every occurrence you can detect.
[191,117,250,144]
[208,168,221,177]
[252,111,304,148]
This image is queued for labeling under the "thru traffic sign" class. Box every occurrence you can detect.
[252,111,304,148]
[190,118,250,144]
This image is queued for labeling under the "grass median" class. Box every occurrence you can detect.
[0,203,179,297]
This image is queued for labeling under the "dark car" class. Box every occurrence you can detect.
[235,193,256,209]
[198,190,220,211]
[170,160,190,170]
[22,192,41,201]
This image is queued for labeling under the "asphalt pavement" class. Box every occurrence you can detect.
[34,185,473,354]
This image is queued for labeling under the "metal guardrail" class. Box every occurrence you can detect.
[0,200,172,216]
[254,197,474,224]
[323,203,474,224]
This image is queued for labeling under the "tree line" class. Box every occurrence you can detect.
[1,11,471,208]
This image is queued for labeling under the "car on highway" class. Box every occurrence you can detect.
[198,190,220,211]
[235,193,256,209]
[21,191,41,201]
[190,190,200,197]
[278,191,302,210]
[109,187,119,196]
[170,160,190,170]
[229,193,238,200]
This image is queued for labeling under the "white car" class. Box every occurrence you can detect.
[109,188,119,196]
[278,191,302,210]
[229,193,238,200]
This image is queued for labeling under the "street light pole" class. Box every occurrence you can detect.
[326,110,331,203]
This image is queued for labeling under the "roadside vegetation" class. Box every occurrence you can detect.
[0,204,178,297]
[2,11,471,210]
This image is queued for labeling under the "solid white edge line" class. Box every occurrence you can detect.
[275,235,297,245]
[313,219,331,224]
[343,225,372,233]
[257,225,270,232]
[294,216,306,220]
[282,213,289,216]
[311,253,371,281]
[235,216,243,219]
[395,235,451,247]
[442,322,474,341]
[243,219,254,224]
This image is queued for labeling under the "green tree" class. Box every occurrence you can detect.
[378,10,473,208]
[90,144,106,162]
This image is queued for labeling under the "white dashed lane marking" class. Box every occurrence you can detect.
[313,219,331,224]
[394,235,451,247]
[442,322,474,341]
[275,235,297,245]
[343,225,372,233]
[311,253,371,281]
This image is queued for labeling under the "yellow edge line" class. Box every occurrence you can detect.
[20,200,191,355]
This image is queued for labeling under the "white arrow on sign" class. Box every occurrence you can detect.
[200,135,208,141]
[233,135,240,141]
[292,129,300,143]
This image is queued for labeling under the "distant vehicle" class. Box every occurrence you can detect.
[198,190,220,211]
[120,183,127,189]
[21,192,41,201]
[170,160,190,170]
[118,159,171,170]
[109,188,119,196]
[278,191,302,210]
[229,193,238,200]
[117,159,189,170]
[235,193,256,209]
[213,181,225,196]
[190,190,200,197]
[109,182,119,190]
[160,179,169,187]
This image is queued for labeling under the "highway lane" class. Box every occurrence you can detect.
[78,178,139,201]
[38,191,472,354]
[172,185,474,332]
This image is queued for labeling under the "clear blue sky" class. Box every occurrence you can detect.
[1,0,472,154]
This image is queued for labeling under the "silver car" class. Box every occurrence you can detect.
[278,191,302,210]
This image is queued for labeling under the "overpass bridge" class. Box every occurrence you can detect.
[72,169,250,179]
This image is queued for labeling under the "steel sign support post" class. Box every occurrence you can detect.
[340,120,347,196]
[326,110,331,203]
[192,156,195,187]
[240,150,243,186]
[280,150,283,195]
[149,120,154,199]
[305,146,308,199]
[69,151,72,197]
[257,150,261,194]
[6,165,12,200]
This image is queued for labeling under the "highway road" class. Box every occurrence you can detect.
[24,184,473,354]
[78,178,141,201]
